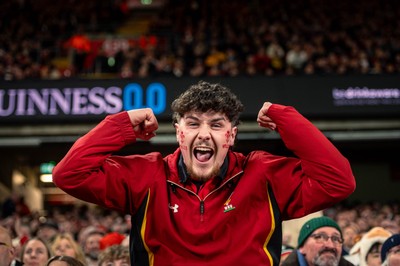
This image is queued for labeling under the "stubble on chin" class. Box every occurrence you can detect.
[187,164,221,182]
[313,253,339,266]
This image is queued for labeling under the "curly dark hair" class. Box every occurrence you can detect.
[171,81,244,126]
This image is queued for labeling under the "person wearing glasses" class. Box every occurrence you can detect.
[282,216,354,266]
[381,234,400,266]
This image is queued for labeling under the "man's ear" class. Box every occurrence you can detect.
[229,126,238,146]
[174,123,180,142]
[9,246,15,259]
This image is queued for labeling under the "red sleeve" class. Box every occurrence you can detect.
[265,104,356,219]
[52,111,163,214]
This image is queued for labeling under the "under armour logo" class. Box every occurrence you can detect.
[169,203,179,213]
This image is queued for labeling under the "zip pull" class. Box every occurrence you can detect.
[200,200,205,222]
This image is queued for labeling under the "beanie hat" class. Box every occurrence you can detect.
[297,216,342,247]
[381,233,400,263]
[346,227,392,266]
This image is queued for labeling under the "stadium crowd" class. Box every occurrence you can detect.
[1,0,400,80]
[1,0,399,265]
[1,196,399,265]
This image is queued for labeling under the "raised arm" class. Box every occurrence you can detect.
[52,108,159,213]
[257,102,356,218]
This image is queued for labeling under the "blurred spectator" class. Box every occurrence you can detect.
[50,233,86,265]
[285,43,308,73]
[46,255,85,266]
[266,39,285,73]
[342,223,362,256]
[189,57,205,77]
[97,245,130,266]
[380,234,400,266]
[380,220,399,235]
[12,216,32,261]
[64,28,91,74]
[82,229,105,266]
[20,238,52,266]
[171,57,186,77]
[345,227,392,266]
[36,220,59,244]
[0,225,23,266]
[253,46,271,75]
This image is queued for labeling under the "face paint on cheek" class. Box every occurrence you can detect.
[179,131,188,150]
[225,131,230,142]
[223,130,231,149]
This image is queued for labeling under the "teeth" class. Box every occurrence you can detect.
[194,146,213,162]
[195,147,212,151]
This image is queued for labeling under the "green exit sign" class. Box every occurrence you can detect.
[40,161,56,174]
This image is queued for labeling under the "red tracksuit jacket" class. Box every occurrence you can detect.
[52,104,355,266]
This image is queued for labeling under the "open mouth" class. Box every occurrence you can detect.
[193,146,214,162]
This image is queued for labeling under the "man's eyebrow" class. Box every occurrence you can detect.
[210,117,226,123]
[183,115,227,122]
[184,115,200,121]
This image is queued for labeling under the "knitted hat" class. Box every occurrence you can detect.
[381,233,400,263]
[297,216,342,247]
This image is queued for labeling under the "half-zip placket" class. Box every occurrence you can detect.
[168,170,243,222]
